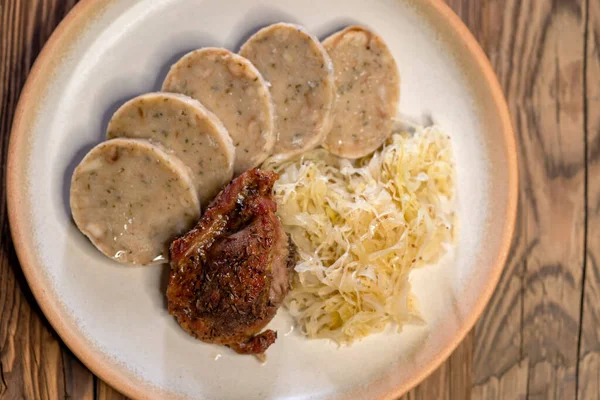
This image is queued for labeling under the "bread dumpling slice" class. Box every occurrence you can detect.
[107,92,235,205]
[240,23,336,159]
[163,48,275,175]
[322,26,400,159]
[70,138,200,265]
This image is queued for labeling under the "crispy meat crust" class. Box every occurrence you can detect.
[167,169,290,355]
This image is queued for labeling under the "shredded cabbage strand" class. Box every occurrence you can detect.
[264,126,456,345]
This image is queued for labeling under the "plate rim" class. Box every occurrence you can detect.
[6,0,518,398]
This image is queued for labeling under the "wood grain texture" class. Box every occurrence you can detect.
[447,0,591,399]
[520,1,587,395]
[0,0,597,399]
[95,381,128,400]
[579,0,600,398]
[443,2,528,397]
[472,360,529,400]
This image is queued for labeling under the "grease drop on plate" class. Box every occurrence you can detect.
[283,325,294,337]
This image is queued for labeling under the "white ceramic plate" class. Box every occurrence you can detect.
[8,0,517,399]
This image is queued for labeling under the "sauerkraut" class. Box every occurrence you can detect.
[264,125,456,344]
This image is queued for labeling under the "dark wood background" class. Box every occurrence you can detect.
[1,0,598,398]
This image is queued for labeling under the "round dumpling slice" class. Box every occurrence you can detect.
[322,26,400,159]
[106,92,235,205]
[240,23,336,158]
[70,138,200,266]
[162,48,275,175]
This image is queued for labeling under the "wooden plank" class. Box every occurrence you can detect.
[579,0,600,398]
[442,0,529,396]
[96,382,128,400]
[61,349,94,400]
[471,222,529,400]
[518,0,587,398]
[0,1,95,399]
[472,359,529,400]
[443,1,588,399]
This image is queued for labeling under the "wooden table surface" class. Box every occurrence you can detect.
[1,0,598,399]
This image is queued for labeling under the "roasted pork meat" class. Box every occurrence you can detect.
[167,169,294,355]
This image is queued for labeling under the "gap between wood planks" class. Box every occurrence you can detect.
[575,0,590,399]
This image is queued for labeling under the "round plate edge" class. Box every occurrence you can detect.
[6,0,519,399]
